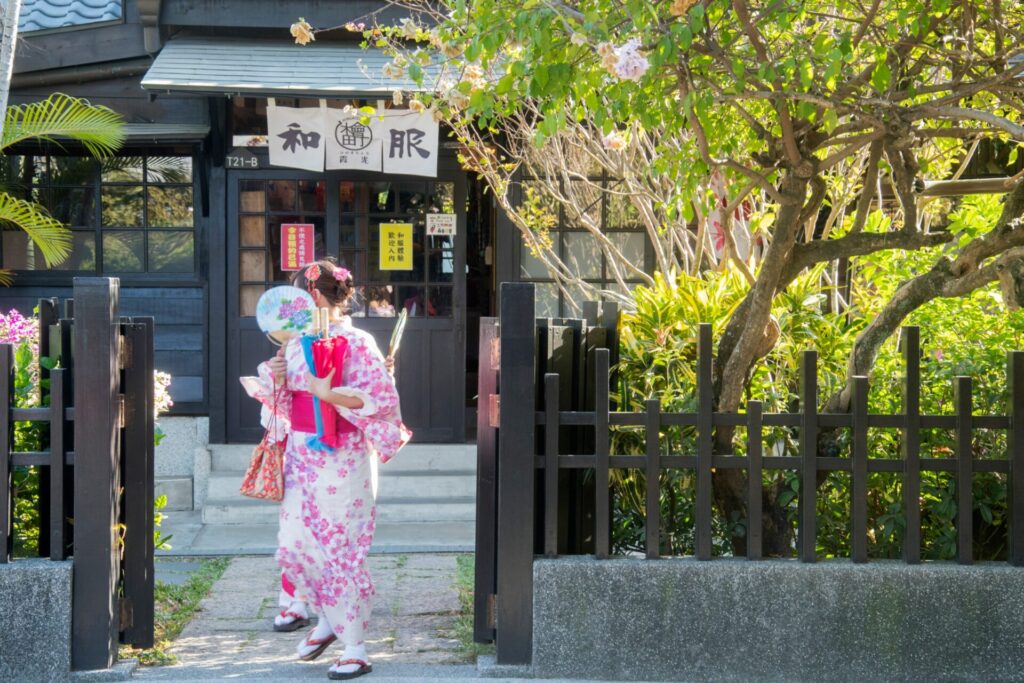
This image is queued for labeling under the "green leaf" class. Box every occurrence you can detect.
[2,93,124,157]
[0,193,70,267]
[871,61,891,92]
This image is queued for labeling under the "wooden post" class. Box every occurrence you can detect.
[0,344,11,563]
[120,318,155,647]
[72,278,121,671]
[695,324,713,560]
[37,299,59,558]
[1009,351,1024,566]
[474,317,499,642]
[901,327,922,564]
[496,283,536,665]
[746,401,763,560]
[594,349,610,559]
[645,399,661,559]
[851,376,869,564]
[955,376,973,565]
[48,368,67,561]
[799,350,818,563]
[543,374,560,557]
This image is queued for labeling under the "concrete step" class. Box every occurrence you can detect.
[210,443,477,473]
[202,496,476,525]
[206,469,477,501]
[155,477,193,511]
[160,520,476,555]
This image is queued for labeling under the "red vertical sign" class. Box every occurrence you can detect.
[281,223,315,271]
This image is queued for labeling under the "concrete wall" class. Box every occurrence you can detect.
[0,560,72,681]
[154,416,210,511]
[533,557,1024,682]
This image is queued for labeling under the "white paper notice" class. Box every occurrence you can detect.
[266,105,327,172]
[426,213,457,236]
[326,110,383,172]
[380,111,439,178]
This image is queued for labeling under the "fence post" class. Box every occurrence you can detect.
[72,278,121,671]
[955,376,973,565]
[901,327,921,564]
[799,350,818,563]
[543,373,560,557]
[48,368,67,561]
[594,349,610,559]
[37,298,58,558]
[0,344,11,563]
[120,318,155,647]
[1009,351,1024,566]
[496,283,536,665]
[474,318,499,642]
[695,323,713,560]
[645,399,661,559]
[851,375,869,564]
[746,401,763,560]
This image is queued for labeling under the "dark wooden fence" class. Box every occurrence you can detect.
[477,282,1024,665]
[0,278,155,671]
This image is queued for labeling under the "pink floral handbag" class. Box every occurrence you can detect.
[240,384,286,502]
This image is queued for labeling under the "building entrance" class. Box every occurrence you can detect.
[224,169,468,442]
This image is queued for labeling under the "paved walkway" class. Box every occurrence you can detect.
[137,554,471,680]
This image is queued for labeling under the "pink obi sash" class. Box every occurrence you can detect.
[290,391,357,437]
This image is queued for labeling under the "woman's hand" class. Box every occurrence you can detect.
[307,368,335,401]
[268,347,287,384]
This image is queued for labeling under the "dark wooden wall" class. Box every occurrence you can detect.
[0,286,206,412]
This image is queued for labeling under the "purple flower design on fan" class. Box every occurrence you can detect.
[279,298,313,331]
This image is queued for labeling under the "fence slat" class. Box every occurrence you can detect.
[594,349,610,559]
[851,376,869,564]
[645,399,661,559]
[495,283,536,665]
[901,327,922,564]
[799,350,818,563]
[544,373,560,557]
[72,278,122,671]
[955,376,973,565]
[0,345,11,563]
[37,299,58,558]
[49,368,67,561]
[121,319,155,647]
[696,323,713,560]
[474,318,499,642]
[746,401,763,561]
[1010,351,1024,566]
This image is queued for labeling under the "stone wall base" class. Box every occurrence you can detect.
[533,557,1024,682]
[0,559,72,682]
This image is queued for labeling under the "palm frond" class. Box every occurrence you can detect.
[2,93,125,158]
[0,192,70,267]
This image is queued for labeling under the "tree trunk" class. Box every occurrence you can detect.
[0,0,21,139]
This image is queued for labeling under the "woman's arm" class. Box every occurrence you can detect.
[307,369,364,410]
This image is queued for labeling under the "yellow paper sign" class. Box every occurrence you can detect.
[380,222,413,271]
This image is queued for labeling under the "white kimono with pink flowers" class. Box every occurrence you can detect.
[241,318,410,644]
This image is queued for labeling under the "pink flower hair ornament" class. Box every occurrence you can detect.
[333,267,352,282]
[304,264,322,292]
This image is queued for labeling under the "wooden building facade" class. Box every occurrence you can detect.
[3,0,529,443]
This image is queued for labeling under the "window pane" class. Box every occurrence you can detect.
[340,215,366,247]
[147,156,192,183]
[240,181,266,212]
[565,181,602,228]
[339,181,368,213]
[240,215,265,246]
[149,231,195,273]
[240,285,264,317]
[267,181,297,212]
[564,232,602,279]
[51,232,97,272]
[428,231,454,283]
[609,232,645,271]
[534,282,559,319]
[240,250,266,282]
[2,232,33,270]
[396,286,429,317]
[428,286,453,317]
[51,157,97,185]
[429,182,455,213]
[102,231,144,272]
[148,186,194,227]
[102,185,144,227]
[397,184,428,214]
[102,156,144,183]
[521,181,558,223]
[606,189,641,228]
[299,181,325,213]
[520,243,549,279]
[37,187,96,227]
[365,286,396,317]
[372,182,392,212]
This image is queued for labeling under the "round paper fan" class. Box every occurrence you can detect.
[256,286,316,340]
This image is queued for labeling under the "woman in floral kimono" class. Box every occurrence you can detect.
[243,260,410,680]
